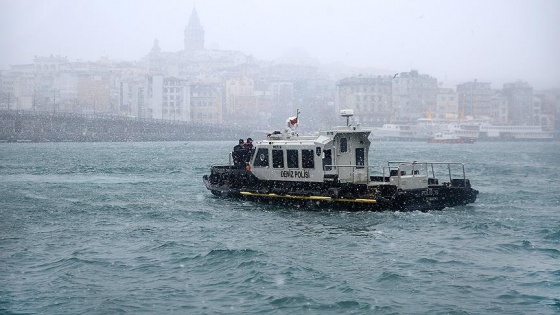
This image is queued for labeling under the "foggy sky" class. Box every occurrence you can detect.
[1,0,559,89]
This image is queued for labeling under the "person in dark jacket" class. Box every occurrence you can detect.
[243,138,254,162]
[232,139,246,167]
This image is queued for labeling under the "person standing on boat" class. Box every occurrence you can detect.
[232,139,246,167]
[244,138,253,149]
[243,138,254,162]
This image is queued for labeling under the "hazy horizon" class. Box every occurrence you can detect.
[1,0,559,89]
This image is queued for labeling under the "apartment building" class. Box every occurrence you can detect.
[392,70,438,123]
[435,88,459,120]
[336,76,392,126]
[503,81,534,125]
[456,80,493,119]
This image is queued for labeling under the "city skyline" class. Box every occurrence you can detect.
[1,0,559,90]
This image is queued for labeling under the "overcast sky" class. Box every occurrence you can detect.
[1,0,559,89]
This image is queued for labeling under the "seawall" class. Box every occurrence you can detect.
[0,110,248,142]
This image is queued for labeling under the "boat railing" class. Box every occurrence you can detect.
[387,161,467,186]
[367,163,430,188]
[367,165,390,183]
[310,161,468,186]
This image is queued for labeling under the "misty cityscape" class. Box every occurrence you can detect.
[1,3,559,141]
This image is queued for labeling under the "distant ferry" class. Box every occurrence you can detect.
[474,124,554,140]
[372,118,554,141]
[370,120,478,142]
[203,110,478,211]
[368,124,418,141]
[428,130,476,144]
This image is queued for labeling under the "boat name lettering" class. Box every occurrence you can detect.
[273,145,282,149]
[280,170,310,178]
[421,189,439,196]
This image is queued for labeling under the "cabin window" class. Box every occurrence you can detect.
[253,148,269,167]
[322,149,332,171]
[302,149,314,169]
[272,149,284,168]
[355,148,365,169]
[340,138,348,153]
[287,149,299,168]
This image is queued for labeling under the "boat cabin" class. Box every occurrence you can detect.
[248,127,371,185]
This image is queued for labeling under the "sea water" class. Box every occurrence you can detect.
[1,141,559,314]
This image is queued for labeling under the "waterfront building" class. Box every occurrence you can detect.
[533,89,558,129]
[503,81,534,125]
[489,91,509,124]
[1,71,33,110]
[224,76,256,119]
[296,75,336,130]
[456,79,493,119]
[336,76,392,126]
[435,88,459,120]
[190,82,222,124]
[0,72,10,110]
[147,75,189,122]
[392,70,438,123]
[76,74,112,115]
[119,75,147,118]
[268,80,294,123]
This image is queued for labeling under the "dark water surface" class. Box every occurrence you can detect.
[1,141,559,314]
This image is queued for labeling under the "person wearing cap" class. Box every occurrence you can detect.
[244,138,253,149]
[243,138,254,162]
[232,139,246,167]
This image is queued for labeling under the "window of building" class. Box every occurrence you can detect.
[287,149,299,168]
[272,149,284,168]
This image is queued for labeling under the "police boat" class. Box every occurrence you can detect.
[203,110,478,211]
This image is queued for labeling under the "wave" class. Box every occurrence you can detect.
[495,241,560,260]
[416,257,468,265]
[377,271,408,283]
[204,248,262,259]
[268,296,374,312]
[179,248,268,274]
[543,229,560,240]
[497,289,552,306]
[27,256,117,276]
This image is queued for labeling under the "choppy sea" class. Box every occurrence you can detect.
[1,140,559,314]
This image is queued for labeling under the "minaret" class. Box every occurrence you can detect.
[184,7,205,52]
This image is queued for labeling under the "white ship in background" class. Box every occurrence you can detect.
[369,118,478,141]
[459,122,554,141]
[369,116,554,142]
[368,124,417,141]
